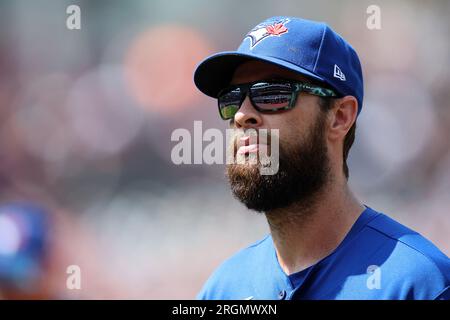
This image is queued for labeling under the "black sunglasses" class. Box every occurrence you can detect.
[217,79,338,120]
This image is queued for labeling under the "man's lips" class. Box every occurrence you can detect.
[236,136,268,155]
[237,144,259,155]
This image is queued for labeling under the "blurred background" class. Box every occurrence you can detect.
[0,0,448,299]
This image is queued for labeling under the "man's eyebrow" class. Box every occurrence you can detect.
[263,74,291,80]
[262,74,309,82]
[229,74,310,86]
[263,74,282,78]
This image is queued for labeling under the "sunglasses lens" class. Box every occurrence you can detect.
[251,82,292,111]
[218,82,295,120]
[218,88,243,119]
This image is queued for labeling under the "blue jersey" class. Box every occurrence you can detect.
[197,206,450,300]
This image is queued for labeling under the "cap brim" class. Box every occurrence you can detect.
[193,51,325,98]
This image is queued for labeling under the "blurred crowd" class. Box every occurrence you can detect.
[0,0,449,298]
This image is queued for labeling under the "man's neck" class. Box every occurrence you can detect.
[265,178,365,275]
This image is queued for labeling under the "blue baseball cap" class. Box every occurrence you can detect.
[194,16,364,115]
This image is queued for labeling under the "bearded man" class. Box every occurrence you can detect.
[193,16,449,300]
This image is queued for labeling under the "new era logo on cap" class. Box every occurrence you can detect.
[333,64,346,81]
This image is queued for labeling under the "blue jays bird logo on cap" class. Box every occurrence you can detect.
[245,18,290,49]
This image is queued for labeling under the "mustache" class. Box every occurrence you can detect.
[230,128,275,150]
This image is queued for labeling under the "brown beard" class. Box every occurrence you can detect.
[226,112,330,213]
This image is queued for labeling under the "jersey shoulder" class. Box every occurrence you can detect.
[364,212,450,299]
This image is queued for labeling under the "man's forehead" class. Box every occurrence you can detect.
[231,60,311,84]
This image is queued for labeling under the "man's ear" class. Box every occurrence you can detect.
[328,96,358,142]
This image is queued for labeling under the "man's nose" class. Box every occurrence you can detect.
[233,96,263,129]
